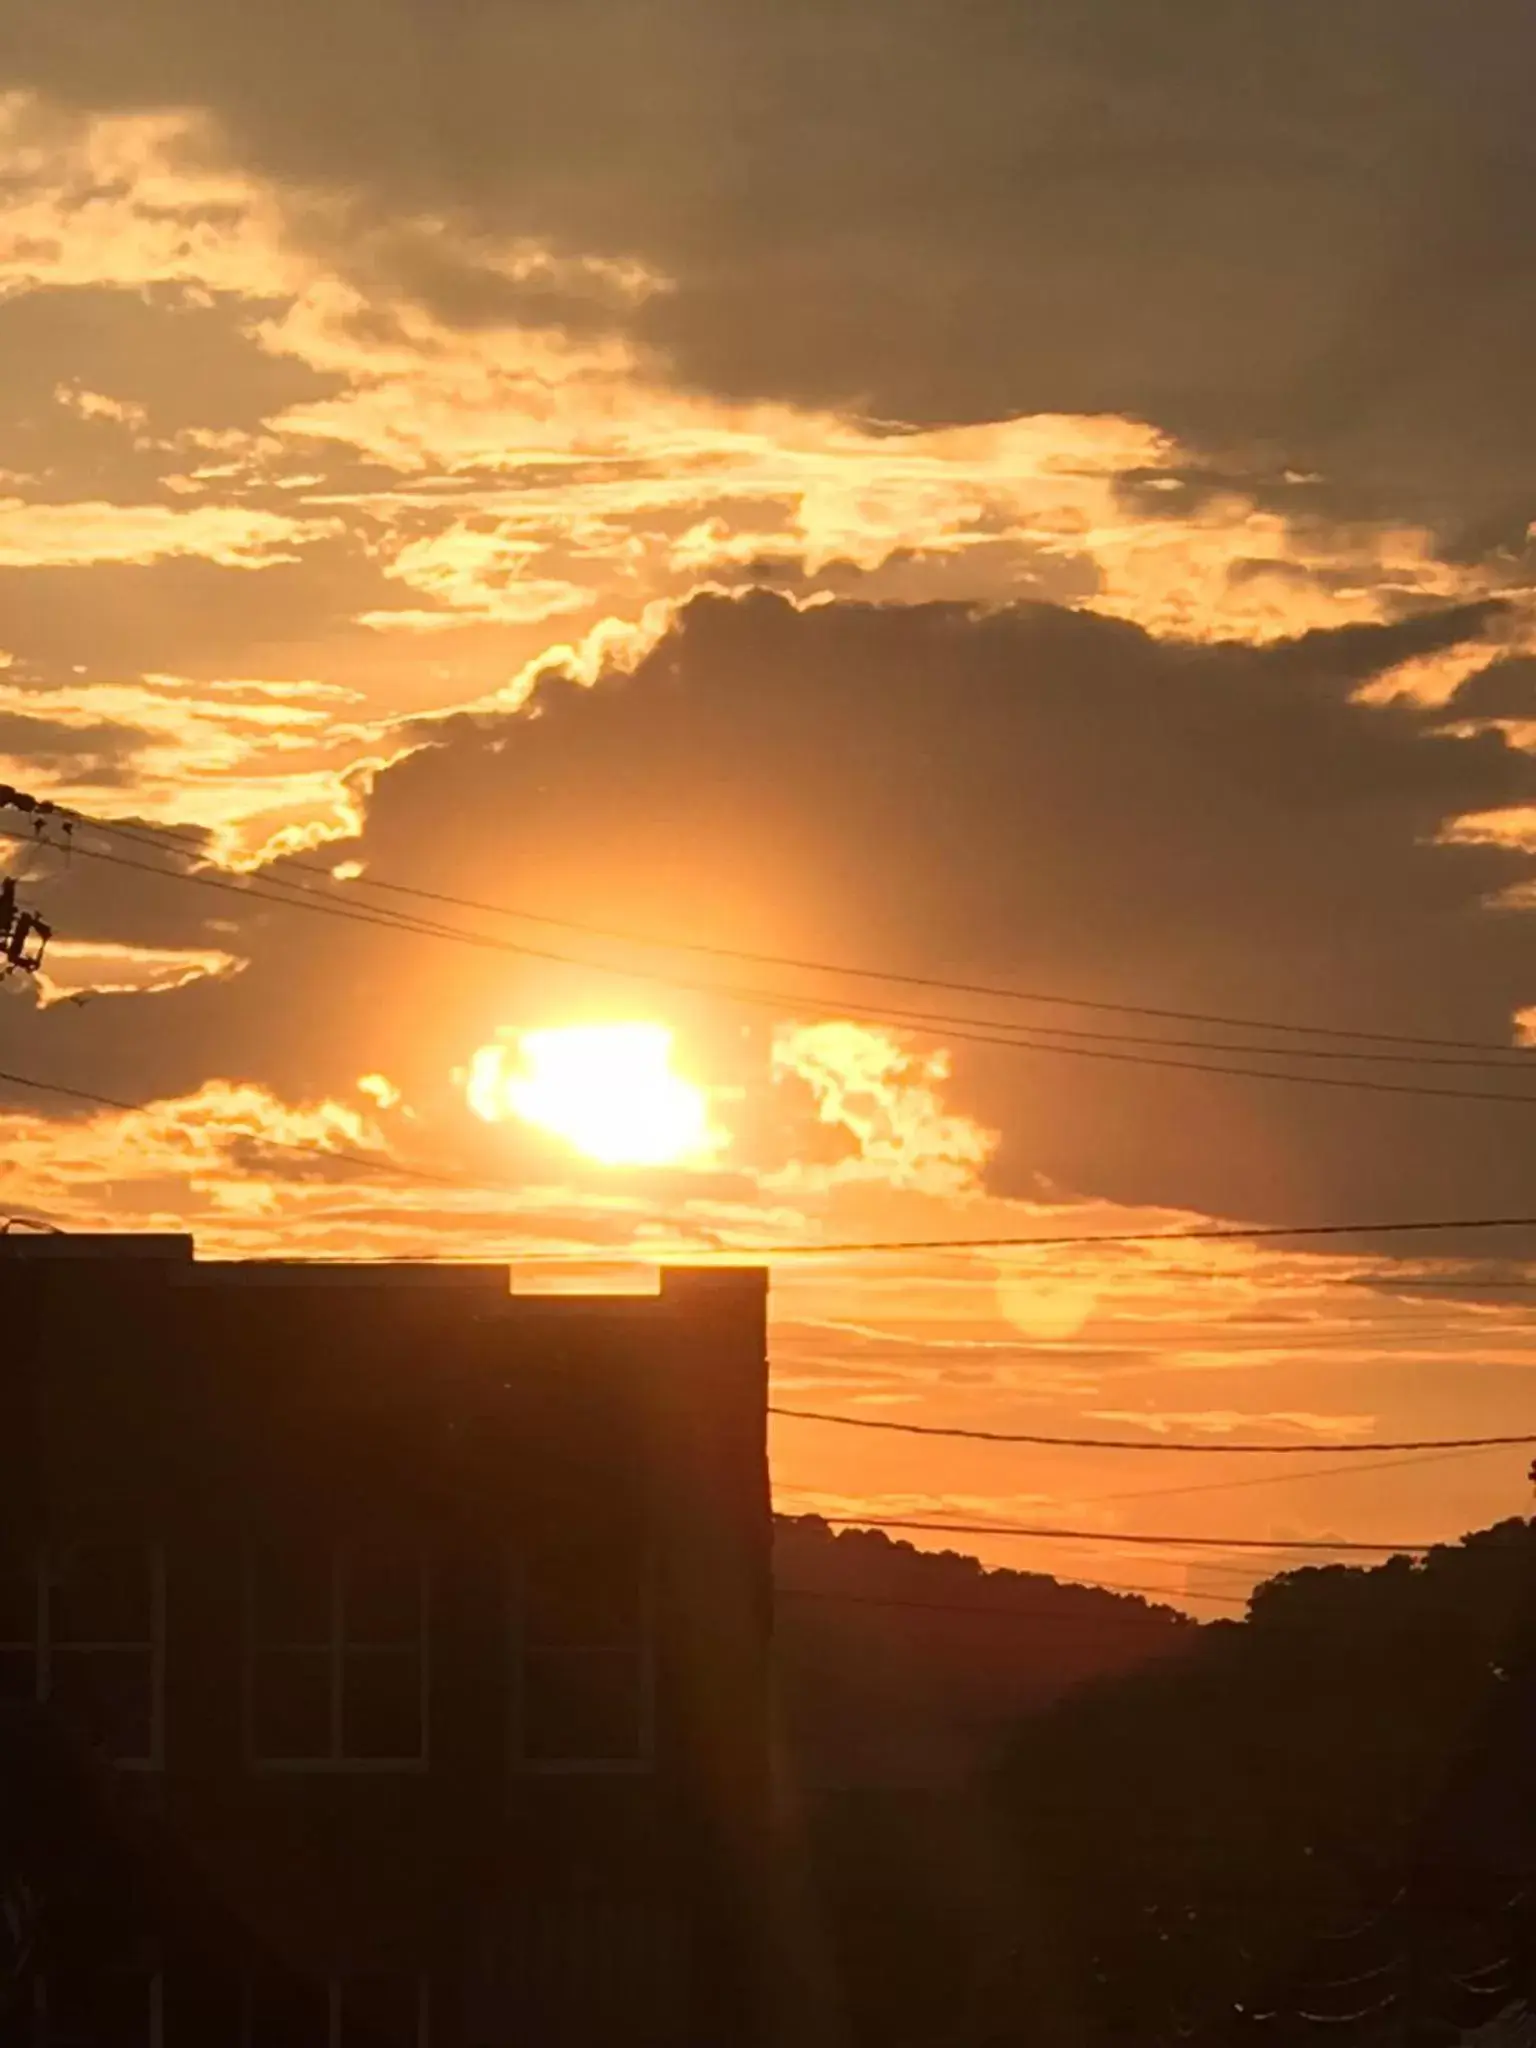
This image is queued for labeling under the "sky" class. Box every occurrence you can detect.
[4,2,1536,1611]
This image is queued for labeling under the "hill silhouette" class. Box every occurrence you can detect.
[974,1516,1536,2047]
[771,1517,1536,2047]
[771,1515,1196,1789]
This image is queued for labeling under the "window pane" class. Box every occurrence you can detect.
[50,1547,150,1645]
[342,1652,422,1761]
[522,1649,645,1763]
[251,1649,331,1760]
[339,1975,423,2047]
[247,1970,330,2047]
[49,1649,152,1761]
[42,1971,153,2046]
[252,1546,331,1646]
[0,1648,38,1706]
[524,1543,643,1648]
[0,1550,36,1644]
[344,1552,421,1646]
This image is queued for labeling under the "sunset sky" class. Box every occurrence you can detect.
[4,3,1536,1611]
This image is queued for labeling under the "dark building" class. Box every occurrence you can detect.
[0,1235,773,2046]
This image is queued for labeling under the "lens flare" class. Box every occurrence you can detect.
[465,1022,718,1167]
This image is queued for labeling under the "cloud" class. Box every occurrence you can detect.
[0,88,1514,745]
[53,384,148,429]
[3,2,1534,561]
[9,585,1526,1261]
[1085,1410,1379,1444]
[325,588,1536,1237]
[32,936,245,1007]
[1,19,1535,1558]
[769,1022,996,1196]
[0,78,1525,895]
[0,497,331,569]
[1448,657,1536,722]
[0,1078,385,1226]
[363,527,595,629]
[0,94,297,301]
[0,673,395,856]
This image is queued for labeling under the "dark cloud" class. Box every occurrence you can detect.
[358,590,1536,1233]
[0,288,345,508]
[1446,657,1536,723]
[0,545,391,677]
[0,288,338,441]
[4,0,1535,543]
[0,710,149,767]
[15,589,1532,1243]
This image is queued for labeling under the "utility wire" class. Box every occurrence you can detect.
[9,1054,1536,1264]
[71,827,1536,1073]
[819,1515,1445,1553]
[21,828,1536,1114]
[782,1450,1514,1549]
[745,1215,1536,1257]
[80,813,1536,1061]
[802,1499,1284,1584]
[7,1054,1536,1262]
[1075,1443,1510,1505]
[768,1405,1536,1453]
[0,1065,510,1196]
[776,1583,1224,1621]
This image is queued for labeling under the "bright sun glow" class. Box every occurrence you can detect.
[465,1023,718,1167]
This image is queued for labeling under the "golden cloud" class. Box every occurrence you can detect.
[0,83,1529,867]
[33,936,246,1007]
[0,498,333,570]
[0,673,402,861]
[768,1020,997,1196]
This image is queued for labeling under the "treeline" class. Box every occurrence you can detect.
[772,1515,1195,1789]
[785,1516,1536,2047]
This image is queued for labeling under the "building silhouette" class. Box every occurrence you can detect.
[0,1235,772,2046]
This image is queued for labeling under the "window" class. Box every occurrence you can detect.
[0,1545,163,1769]
[244,1972,428,2047]
[245,1546,427,1770]
[511,1537,653,1771]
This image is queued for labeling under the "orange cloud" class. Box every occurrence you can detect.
[0,499,332,569]
[33,937,246,1007]
[0,84,1530,864]
[0,673,400,861]
[769,1021,996,1196]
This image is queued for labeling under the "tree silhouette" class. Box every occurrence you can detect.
[971,1520,1536,2047]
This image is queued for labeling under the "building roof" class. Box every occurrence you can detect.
[0,1232,192,1258]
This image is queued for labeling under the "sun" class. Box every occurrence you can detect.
[465,1022,718,1167]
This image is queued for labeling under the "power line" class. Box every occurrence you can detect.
[748,1215,1536,1258]
[53,835,1536,1102]
[7,1054,1536,1265]
[1373,1276,1536,1290]
[71,828,1536,1074]
[0,829,513,955]
[0,1065,513,1198]
[7,1054,1536,1263]
[768,1405,1536,1453]
[1075,1443,1511,1506]
[81,814,1536,1061]
[776,1583,1222,1621]
[790,1511,1356,1581]
[22,827,1536,1115]
[784,1448,1519,1552]
[819,1515,1446,1553]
